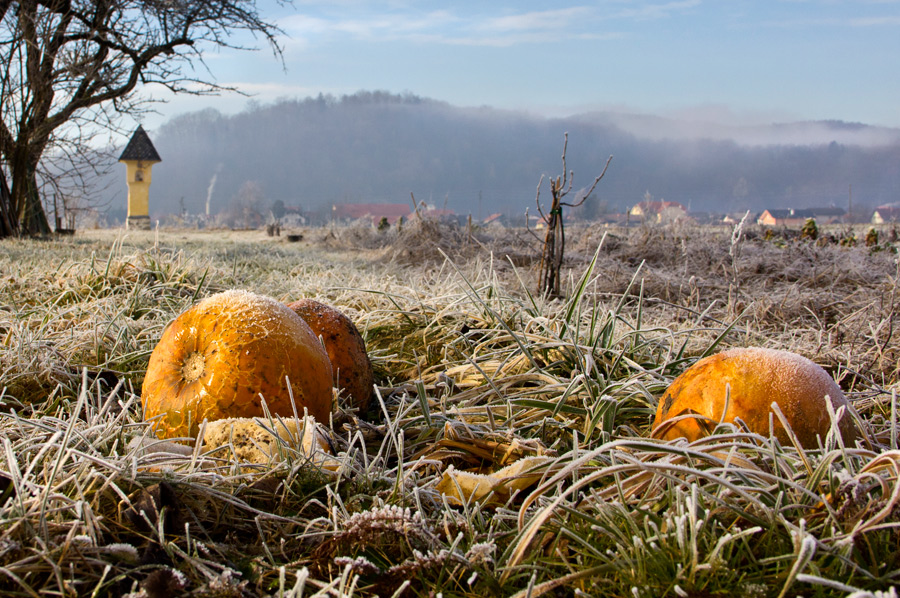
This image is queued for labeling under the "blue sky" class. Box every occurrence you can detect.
[145,1,900,130]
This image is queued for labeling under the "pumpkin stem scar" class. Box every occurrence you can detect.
[182,351,206,382]
[661,393,674,416]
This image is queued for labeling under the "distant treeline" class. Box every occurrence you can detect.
[108,91,900,222]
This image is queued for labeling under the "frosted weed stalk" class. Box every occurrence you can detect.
[729,210,750,286]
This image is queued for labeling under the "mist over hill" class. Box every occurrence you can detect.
[110,91,900,222]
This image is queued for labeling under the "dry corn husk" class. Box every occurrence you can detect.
[201,416,342,471]
[436,455,553,506]
[129,415,342,473]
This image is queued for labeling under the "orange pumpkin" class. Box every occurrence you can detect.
[287,299,374,413]
[141,290,333,439]
[652,347,857,447]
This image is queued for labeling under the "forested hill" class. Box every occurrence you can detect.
[131,91,900,220]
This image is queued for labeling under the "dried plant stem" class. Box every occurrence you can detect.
[533,133,611,298]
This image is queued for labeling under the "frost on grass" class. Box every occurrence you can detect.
[0,227,898,597]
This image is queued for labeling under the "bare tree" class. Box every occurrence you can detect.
[0,0,285,237]
[531,133,612,298]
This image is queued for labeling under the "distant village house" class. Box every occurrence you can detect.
[722,211,754,225]
[757,207,845,227]
[279,205,308,227]
[483,213,506,226]
[629,200,689,224]
[872,204,900,224]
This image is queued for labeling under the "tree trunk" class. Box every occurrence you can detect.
[7,144,51,236]
[539,192,565,298]
[0,167,16,237]
[21,166,50,234]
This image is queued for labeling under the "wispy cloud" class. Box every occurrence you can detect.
[280,10,457,43]
[763,14,900,27]
[216,82,327,97]
[411,30,624,48]
[849,15,900,25]
[277,3,696,47]
[332,11,457,37]
[761,0,900,28]
[477,7,594,33]
[279,14,331,36]
[613,0,702,20]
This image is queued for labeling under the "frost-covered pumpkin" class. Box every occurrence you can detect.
[141,290,333,439]
[287,299,374,413]
[651,347,857,447]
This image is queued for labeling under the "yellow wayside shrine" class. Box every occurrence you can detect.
[119,126,162,230]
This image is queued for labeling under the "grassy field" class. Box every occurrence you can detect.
[0,219,899,597]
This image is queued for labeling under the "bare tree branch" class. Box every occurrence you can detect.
[534,173,547,220]
[560,154,613,208]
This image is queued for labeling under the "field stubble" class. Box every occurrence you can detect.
[0,219,898,597]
